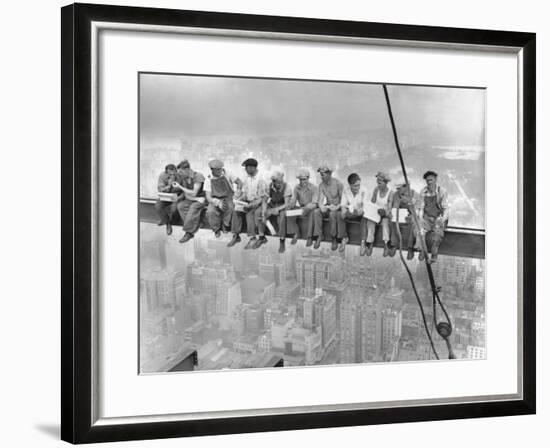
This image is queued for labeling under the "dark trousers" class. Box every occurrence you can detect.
[176,199,205,234]
[231,205,261,237]
[257,209,287,238]
[154,200,176,224]
[206,198,234,232]
[337,210,367,240]
[287,208,314,238]
[390,219,415,249]
[415,216,447,252]
[312,208,341,238]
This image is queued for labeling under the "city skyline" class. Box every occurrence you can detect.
[140,225,485,373]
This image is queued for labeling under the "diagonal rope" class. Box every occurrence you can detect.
[382,84,455,360]
[395,208,439,359]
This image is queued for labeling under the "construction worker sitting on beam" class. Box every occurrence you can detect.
[256,170,292,252]
[227,158,268,249]
[415,170,450,263]
[287,168,318,248]
[365,171,396,257]
[204,159,242,238]
[154,163,180,236]
[389,182,420,260]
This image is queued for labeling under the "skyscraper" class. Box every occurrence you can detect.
[339,292,362,364]
[141,267,177,312]
[296,254,345,294]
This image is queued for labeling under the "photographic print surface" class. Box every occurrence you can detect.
[139,73,486,374]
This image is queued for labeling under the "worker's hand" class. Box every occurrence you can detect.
[305,203,317,211]
[356,207,364,215]
[319,205,328,213]
[218,199,228,211]
[377,208,386,217]
[172,182,183,191]
[328,204,339,212]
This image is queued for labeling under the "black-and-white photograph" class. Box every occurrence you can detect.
[138,73,486,373]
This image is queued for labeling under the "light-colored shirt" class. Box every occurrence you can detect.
[240,173,268,202]
[340,185,368,213]
[370,186,393,213]
[290,182,318,208]
[317,177,344,206]
[419,184,450,220]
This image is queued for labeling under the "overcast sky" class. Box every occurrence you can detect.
[140,73,485,141]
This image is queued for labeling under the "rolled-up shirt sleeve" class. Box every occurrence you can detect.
[203,176,211,193]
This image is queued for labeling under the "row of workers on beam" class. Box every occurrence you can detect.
[155,158,449,261]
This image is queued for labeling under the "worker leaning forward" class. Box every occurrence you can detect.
[173,160,206,244]
[389,182,420,260]
[154,163,180,235]
[227,158,268,249]
[287,168,318,247]
[338,173,369,254]
[311,165,344,251]
[255,170,292,253]
[415,170,449,263]
[365,171,396,257]
[204,159,242,238]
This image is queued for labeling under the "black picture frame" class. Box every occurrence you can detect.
[61,2,536,444]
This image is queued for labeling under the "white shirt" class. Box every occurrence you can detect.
[373,187,392,209]
[240,172,268,202]
[340,185,368,213]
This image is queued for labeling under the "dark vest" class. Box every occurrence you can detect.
[270,182,287,207]
[210,175,233,199]
[424,188,443,218]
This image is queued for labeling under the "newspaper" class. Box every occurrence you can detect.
[363,202,381,223]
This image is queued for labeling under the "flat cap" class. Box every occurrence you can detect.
[208,159,224,169]
[317,165,332,174]
[242,158,258,167]
[375,171,391,182]
[296,168,310,179]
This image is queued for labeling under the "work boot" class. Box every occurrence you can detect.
[227,234,241,247]
[331,238,338,251]
[214,230,221,238]
[305,237,313,247]
[360,240,367,256]
[157,220,165,226]
[388,245,397,257]
[291,234,299,245]
[166,223,172,236]
[339,237,348,253]
[244,237,257,249]
[179,232,194,243]
[430,253,438,263]
[279,239,286,253]
[407,248,415,260]
[253,236,267,249]
[418,251,425,261]
[383,243,389,257]
[313,237,321,249]
[366,243,373,256]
